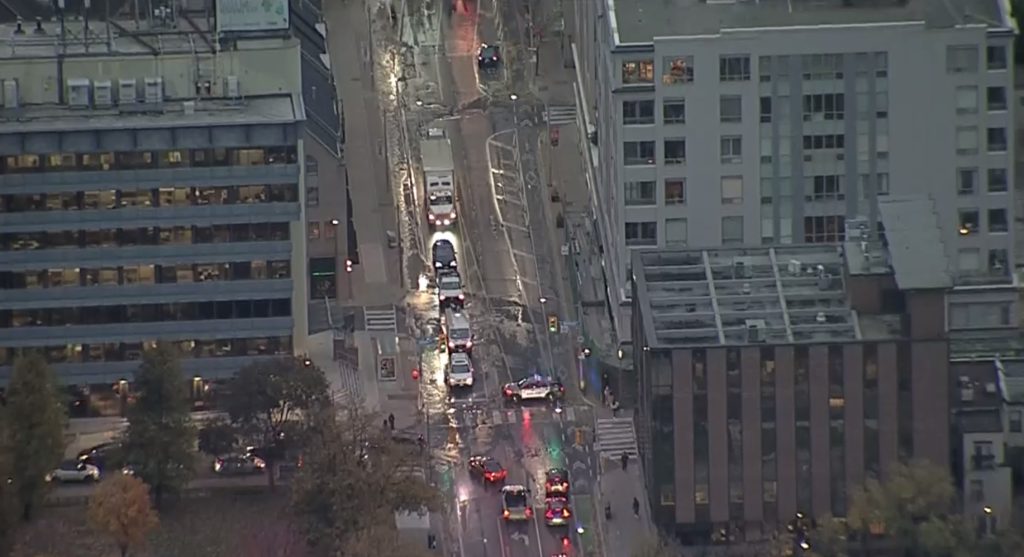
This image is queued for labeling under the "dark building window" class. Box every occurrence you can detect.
[761,347,777,526]
[794,347,811,514]
[4,298,291,328]
[2,223,289,251]
[693,349,710,523]
[864,344,880,479]
[897,343,913,459]
[0,147,298,175]
[726,349,743,519]
[309,257,337,299]
[1,335,294,366]
[828,345,846,517]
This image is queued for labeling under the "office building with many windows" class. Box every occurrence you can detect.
[631,240,951,543]
[0,6,311,395]
[573,0,1016,338]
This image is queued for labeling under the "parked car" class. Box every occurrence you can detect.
[46,460,100,483]
[213,453,266,475]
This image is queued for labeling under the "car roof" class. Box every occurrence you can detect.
[546,496,569,506]
[502,484,527,492]
[434,239,454,248]
[546,468,567,476]
[450,352,471,365]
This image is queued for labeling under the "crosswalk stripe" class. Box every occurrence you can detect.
[595,417,639,460]
[545,104,577,126]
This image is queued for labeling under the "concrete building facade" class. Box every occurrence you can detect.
[573,0,1016,338]
[631,243,950,542]
[0,6,311,388]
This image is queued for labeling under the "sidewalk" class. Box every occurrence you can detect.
[594,403,657,556]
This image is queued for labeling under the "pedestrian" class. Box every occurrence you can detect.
[603,384,612,406]
[387,412,396,431]
[632,497,640,518]
[620,451,628,471]
[610,397,620,416]
[382,418,389,431]
[601,371,610,391]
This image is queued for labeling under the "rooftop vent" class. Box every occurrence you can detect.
[13,18,24,35]
[144,77,164,104]
[183,100,195,114]
[745,319,766,343]
[732,258,748,279]
[67,78,91,108]
[817,273,833,290]
[94,80,113,107]
[34,17,45,34]
[119,79,137,104]
[985,382,997,394]
[226,75,240,98]
[2,79,18,109]
[816,312,827,324]
[788,259,802,276]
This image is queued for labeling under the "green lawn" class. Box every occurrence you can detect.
[14,489,306,557]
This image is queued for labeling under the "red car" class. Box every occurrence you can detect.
[544,467,570,496]
[468,455,507,483]
[544,497,572,526]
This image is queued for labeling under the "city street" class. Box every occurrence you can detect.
[361,0,602,554]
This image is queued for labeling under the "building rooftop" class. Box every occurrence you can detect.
[998,360,1024,404]
[632,245,898,349]
[0,94,300,133]
[293,0,342,156]
[610,0,1009,45]
[877,195,953,290]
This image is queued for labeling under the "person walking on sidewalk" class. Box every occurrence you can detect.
[387,413,396,431]
[632,497,640,518]
[603,384,612,406]
[610,396,621,417]
[620,452,629,471]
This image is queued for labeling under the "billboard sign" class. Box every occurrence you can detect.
[216,0,290,33]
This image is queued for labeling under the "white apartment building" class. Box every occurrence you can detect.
[573,0,1017,337]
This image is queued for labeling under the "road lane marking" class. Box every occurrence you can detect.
[496,515,511,557]
[530,510,546,557]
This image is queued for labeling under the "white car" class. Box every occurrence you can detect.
[447,352,475,387]
[46,460,100,483]
[437,271,465,309]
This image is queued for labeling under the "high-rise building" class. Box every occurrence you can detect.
[0,2,312,397]
[572,0,1016,337]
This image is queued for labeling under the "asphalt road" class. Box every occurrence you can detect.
[392,1,600,556]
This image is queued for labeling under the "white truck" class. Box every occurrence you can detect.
[420,126,457,228]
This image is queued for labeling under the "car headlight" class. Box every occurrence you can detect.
[428,214,436,221]
[434,262,442,268]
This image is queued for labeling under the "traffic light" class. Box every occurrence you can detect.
[548,314,558,333]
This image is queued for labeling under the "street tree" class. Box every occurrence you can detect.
[341,525,436,557]
[122,343,196,508]
[87,474,159,557]
[848,460,969,556]
[290,405,440,553]
[222,357,329,490]
[0,414,20,555]
[3,353,65,521]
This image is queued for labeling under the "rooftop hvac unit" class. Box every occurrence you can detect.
[144,77,164,104]
[816,312,827,324]
[741,282,751,295]
[732,258,747,279]
[745,319,766,343]
[93,80,113,107]
[67,78,91,107]
[788,259,801,276]
[2,79,18,109]
[817,273,833,291]
[119,79,137,103]
[226,75,240,98]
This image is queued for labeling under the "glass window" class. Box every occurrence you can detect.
[988,209,1008,233]
[720,95,742,123]
[623,100,655,125]
[662,56,693,84]
[759,97,772,123]
[1010,410,1023,432]
[664,139,686,165]
[662,99,685,124]
[665,218,687,247]
[955,86,978,114]
[987,168,1008,193]
[623,141,655,166]
[720,135,742,164]
[721,176,743,204]
[305,156,319,175]
[46,153,76,169]
[621,60,654,84]
[161,150,186,167]
[946,45,979,74]
[722,216,744,244]
[955,126,979,155]
[957,248,981,272]
[986,45,1007,70]
[4,155,41,172]
[235,148,266,166]
[803,215,846,243]
[308,222,321,240]
[986,86,1007,111]
[957,168,978,195]
[986,127,1008,152]
[120,189,154,207]
[623,181,656,206]
[116,152,154,169]
[665,179,685,205]
[959,208,980,234]
[719,55,751,81]
[625,221,657,246]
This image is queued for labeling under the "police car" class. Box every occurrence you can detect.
[502,374,565,403]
